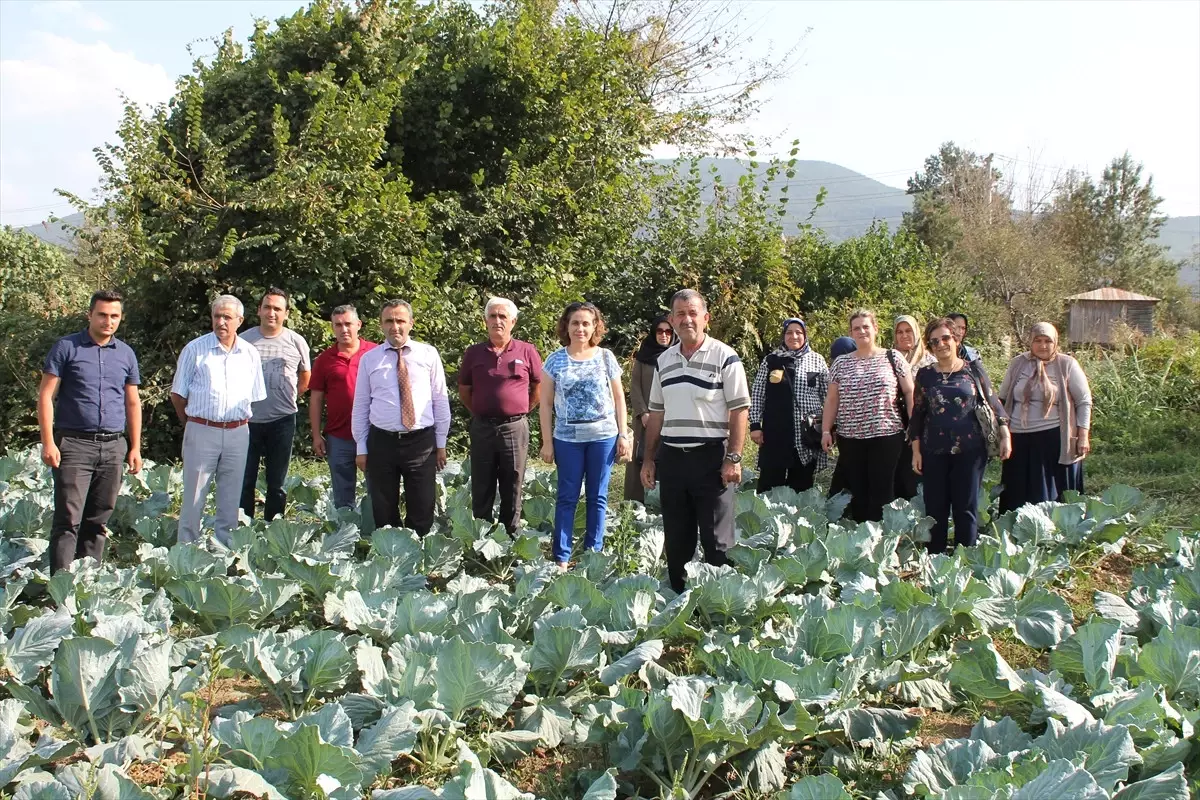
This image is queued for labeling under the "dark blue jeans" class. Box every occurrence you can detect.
[552,436,617,563]
[922,447,988,554]
[240,414,296,521]
[326,433,374,534]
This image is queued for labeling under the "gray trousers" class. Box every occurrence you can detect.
[469,416,529,534]
[179,421,249,546]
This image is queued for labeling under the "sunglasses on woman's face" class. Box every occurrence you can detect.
[655,327,673,336]
[929,334,954,346]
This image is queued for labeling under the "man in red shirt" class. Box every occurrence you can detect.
[458,297,543,534]
[310,305,378,524]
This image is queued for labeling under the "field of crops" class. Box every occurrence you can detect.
[0,447,1197,799]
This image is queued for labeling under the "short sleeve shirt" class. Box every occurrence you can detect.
[543,348,621,442]
[459,339,543,418]
[829,350,908,439]
[310,341,378,439]
[242,327,311,422]
[649,335,751,448]
[43,330,141,432]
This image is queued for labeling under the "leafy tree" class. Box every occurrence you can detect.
[1050,153,1178,295]
[0,228,94,448]
[903,142,1007,257]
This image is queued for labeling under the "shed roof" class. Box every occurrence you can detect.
[1065,288,1160,302]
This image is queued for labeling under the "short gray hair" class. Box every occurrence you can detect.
[381,299,413,319]
[484,297,518,319]
[212,294,244,318]
[670,289,707,313]
[331,304,359,320]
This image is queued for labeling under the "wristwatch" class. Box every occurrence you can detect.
[724,452,742,464]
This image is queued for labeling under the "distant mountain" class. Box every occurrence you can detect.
[658,158,911,240]
[1158,215,1199,294]
[19,212,84,250]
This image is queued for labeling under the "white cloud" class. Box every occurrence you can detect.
[0,32,174,117]
[0,32,175,225]
[31,0,112,33]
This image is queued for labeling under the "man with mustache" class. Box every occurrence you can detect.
[458,297,542,534]
[640,289,750,594]
[171,295,266,545]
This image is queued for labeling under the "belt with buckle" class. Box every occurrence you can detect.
[188,416,249,429]
[476,414,524,425]
[57,429,123,442]
[371,424,430,439]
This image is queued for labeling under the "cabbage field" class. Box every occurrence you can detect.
[0,447,1197,799]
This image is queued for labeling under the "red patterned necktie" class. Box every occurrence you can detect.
[396,347,416,429]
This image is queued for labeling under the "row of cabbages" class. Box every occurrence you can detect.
[0,448,1197,799]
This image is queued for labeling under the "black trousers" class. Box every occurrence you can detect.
[658,442,735,593]
[923,448,987,554]
[469,416,529,534]
[367,425,437,535]
[835,432,906,523]
[240,414,296,521]
[894,440,920,500]
[757,446,817,494]
[50,433,126,574]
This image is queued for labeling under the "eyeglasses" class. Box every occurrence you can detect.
[655,327,673,335]
[928,335,954,346]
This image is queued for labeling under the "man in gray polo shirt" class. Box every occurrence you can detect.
[240,287,311,521]
[640,289,750,593]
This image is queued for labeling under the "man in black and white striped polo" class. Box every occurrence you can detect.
[640,289,751,593]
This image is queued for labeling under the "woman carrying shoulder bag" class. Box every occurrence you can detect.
[625,315,676,504]
[910,317,1011,553]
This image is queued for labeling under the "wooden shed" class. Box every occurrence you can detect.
[1065,288,1159,345]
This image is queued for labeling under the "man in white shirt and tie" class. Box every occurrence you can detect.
[352,299,451,535]
[170,295,267,545]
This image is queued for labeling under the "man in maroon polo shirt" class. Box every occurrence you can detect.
[458,297,543,534]
[309,304,377,524]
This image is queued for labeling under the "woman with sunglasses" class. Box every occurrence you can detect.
[540,302,632,570]
[821,309,914,522]
[749,318,828,493]
[909,318,1011,553]
[625,314,677,503]
[996,322,1092,512]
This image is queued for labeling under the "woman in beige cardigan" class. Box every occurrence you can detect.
[625,315,676,503]
[997,322,1093,511]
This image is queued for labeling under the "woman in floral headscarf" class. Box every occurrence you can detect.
[749,318,829,493]
[997,322,1093,511]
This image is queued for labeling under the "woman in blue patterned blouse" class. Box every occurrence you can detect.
[909,317,1011,554]
[539,302,632,570]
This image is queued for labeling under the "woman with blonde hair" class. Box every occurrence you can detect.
[821,309,914,522]
[997,322,1092,512]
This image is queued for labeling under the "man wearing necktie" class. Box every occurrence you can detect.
[351,300,451,535]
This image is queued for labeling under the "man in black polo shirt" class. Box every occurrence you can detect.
[37,290,142,573]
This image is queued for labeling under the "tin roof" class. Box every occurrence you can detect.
[1065,288,1160,302]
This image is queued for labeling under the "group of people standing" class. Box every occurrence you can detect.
[37,288,1092,589]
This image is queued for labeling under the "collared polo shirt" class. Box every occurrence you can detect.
[43,330,141,432]
[170,332,267,422]
[458,339,543,418]
[351,338,452,454]
[310,340,378,439]
[649,335,750,448]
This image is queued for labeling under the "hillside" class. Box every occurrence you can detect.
[19,211,84,250]
[1159,215,1199,293]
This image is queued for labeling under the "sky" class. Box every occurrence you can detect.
[1,0,1198,229]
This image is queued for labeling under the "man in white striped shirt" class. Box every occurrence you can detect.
[170,295,267,545]
[352,299,451,535]
[640,289,750,593]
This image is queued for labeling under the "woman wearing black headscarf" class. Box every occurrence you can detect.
[625,314,677,503]
[749,318,829,493]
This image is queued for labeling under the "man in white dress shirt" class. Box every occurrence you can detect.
[170,295,266,545]
[352,299,450,535]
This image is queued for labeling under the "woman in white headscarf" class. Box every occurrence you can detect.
[997,322,1093,511]
[892,315,935,498]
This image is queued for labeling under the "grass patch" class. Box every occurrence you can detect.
[992,631,1049,672]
